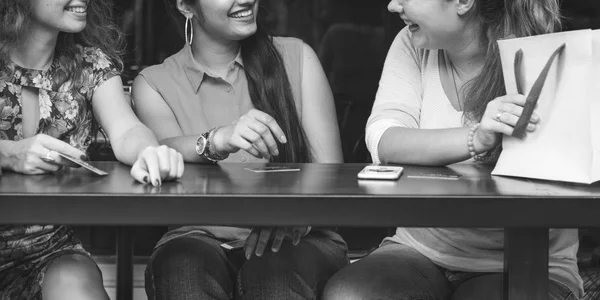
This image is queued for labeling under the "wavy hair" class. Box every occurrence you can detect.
[166,0,312,163]
[0,0,124,152]
[461,0,561,158]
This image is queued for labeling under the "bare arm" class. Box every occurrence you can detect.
[92,77,159,165]
[300,42,343,163]
[379,127,472,166]
[93,76,184,184]
[132,75,212,163]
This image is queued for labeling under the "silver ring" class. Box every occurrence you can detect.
[44,150,55,162]
[495,112,502,122]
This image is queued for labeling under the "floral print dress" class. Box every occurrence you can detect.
[0,46,118,300]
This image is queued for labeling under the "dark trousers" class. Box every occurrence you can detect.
[145,231,348,300]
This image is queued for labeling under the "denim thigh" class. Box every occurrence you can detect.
[145,234,239,300]
[237,230,349,300]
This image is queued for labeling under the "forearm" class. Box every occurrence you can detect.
[378,127,484,166]
[160,135,213,164]
[111,124,160,166]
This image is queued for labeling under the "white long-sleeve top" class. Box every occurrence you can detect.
[366,27,583,298]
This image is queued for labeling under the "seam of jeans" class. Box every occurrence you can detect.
[236,269,244,299]
[550,279,578,300]
[144,264,156,300]
[564,290,575,300]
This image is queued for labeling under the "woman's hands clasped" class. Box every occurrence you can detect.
[473,94,540,153]
[130,145,184,186]
[213,109,287,160]
[244,227,310,260]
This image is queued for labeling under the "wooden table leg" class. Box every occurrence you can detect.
[116,227,134,300]
[504,228,549,300]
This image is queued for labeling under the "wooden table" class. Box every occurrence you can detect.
[2,161,600,300]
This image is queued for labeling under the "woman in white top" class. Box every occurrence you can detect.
[323,0,582,299]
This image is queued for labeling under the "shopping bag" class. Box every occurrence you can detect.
[491,29,600,184]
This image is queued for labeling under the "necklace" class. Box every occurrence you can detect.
[449,61,463,111]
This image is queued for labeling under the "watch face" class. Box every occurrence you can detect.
[196,136,208,156]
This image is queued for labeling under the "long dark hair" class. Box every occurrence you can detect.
[0,0,124,152]
[166,0,312,163]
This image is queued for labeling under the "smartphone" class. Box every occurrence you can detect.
[220,239,246,252]
[357,166,404,180]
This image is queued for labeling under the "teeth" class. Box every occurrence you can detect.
[66,6,87,13]
[231,10,252,18]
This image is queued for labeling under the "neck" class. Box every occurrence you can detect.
[10,23,59,70]
[190,28,240,73]
[445,22,486,79]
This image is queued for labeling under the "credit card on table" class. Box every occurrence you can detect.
[58,153,109,176]
[407,173,462,180]
[244,166,301,173]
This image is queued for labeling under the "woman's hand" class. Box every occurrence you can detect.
[474,94,540,152]
[244,227,309,260]
[130,145,184,186]
[0,134,88,174]
[213,109,287,159]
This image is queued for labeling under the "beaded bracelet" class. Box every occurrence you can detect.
[467,123,487,162]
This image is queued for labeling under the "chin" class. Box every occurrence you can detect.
[62,23,87,34]
[233,27,258,40]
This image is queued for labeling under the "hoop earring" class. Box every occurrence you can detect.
[185,16,194,45]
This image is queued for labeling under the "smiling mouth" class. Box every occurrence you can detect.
[229,9,253,19]
[65,6,87,13]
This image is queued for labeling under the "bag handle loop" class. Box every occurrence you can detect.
[512,43,566,138]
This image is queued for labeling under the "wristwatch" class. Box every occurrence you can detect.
[196,128,229,163]
[195,131,210,158]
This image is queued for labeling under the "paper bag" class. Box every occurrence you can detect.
[492,30,600,184]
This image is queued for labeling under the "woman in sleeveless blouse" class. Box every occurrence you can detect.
[0,1,184,299]
[132,0,348,299]
[323,0,581,300]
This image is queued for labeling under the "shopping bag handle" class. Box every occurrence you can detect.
[512,43,566,138]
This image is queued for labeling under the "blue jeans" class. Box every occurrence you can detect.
[145,230,348,300]
[323,243,576,300]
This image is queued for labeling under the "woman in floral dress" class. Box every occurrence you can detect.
[0,0,185,299]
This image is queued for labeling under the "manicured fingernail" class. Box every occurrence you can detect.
[293,231,301,245]
[143,176,149,184]
[153,179,160,186]
[528,124,536,131]
[532,114,540,122]
[280,135,287,144]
